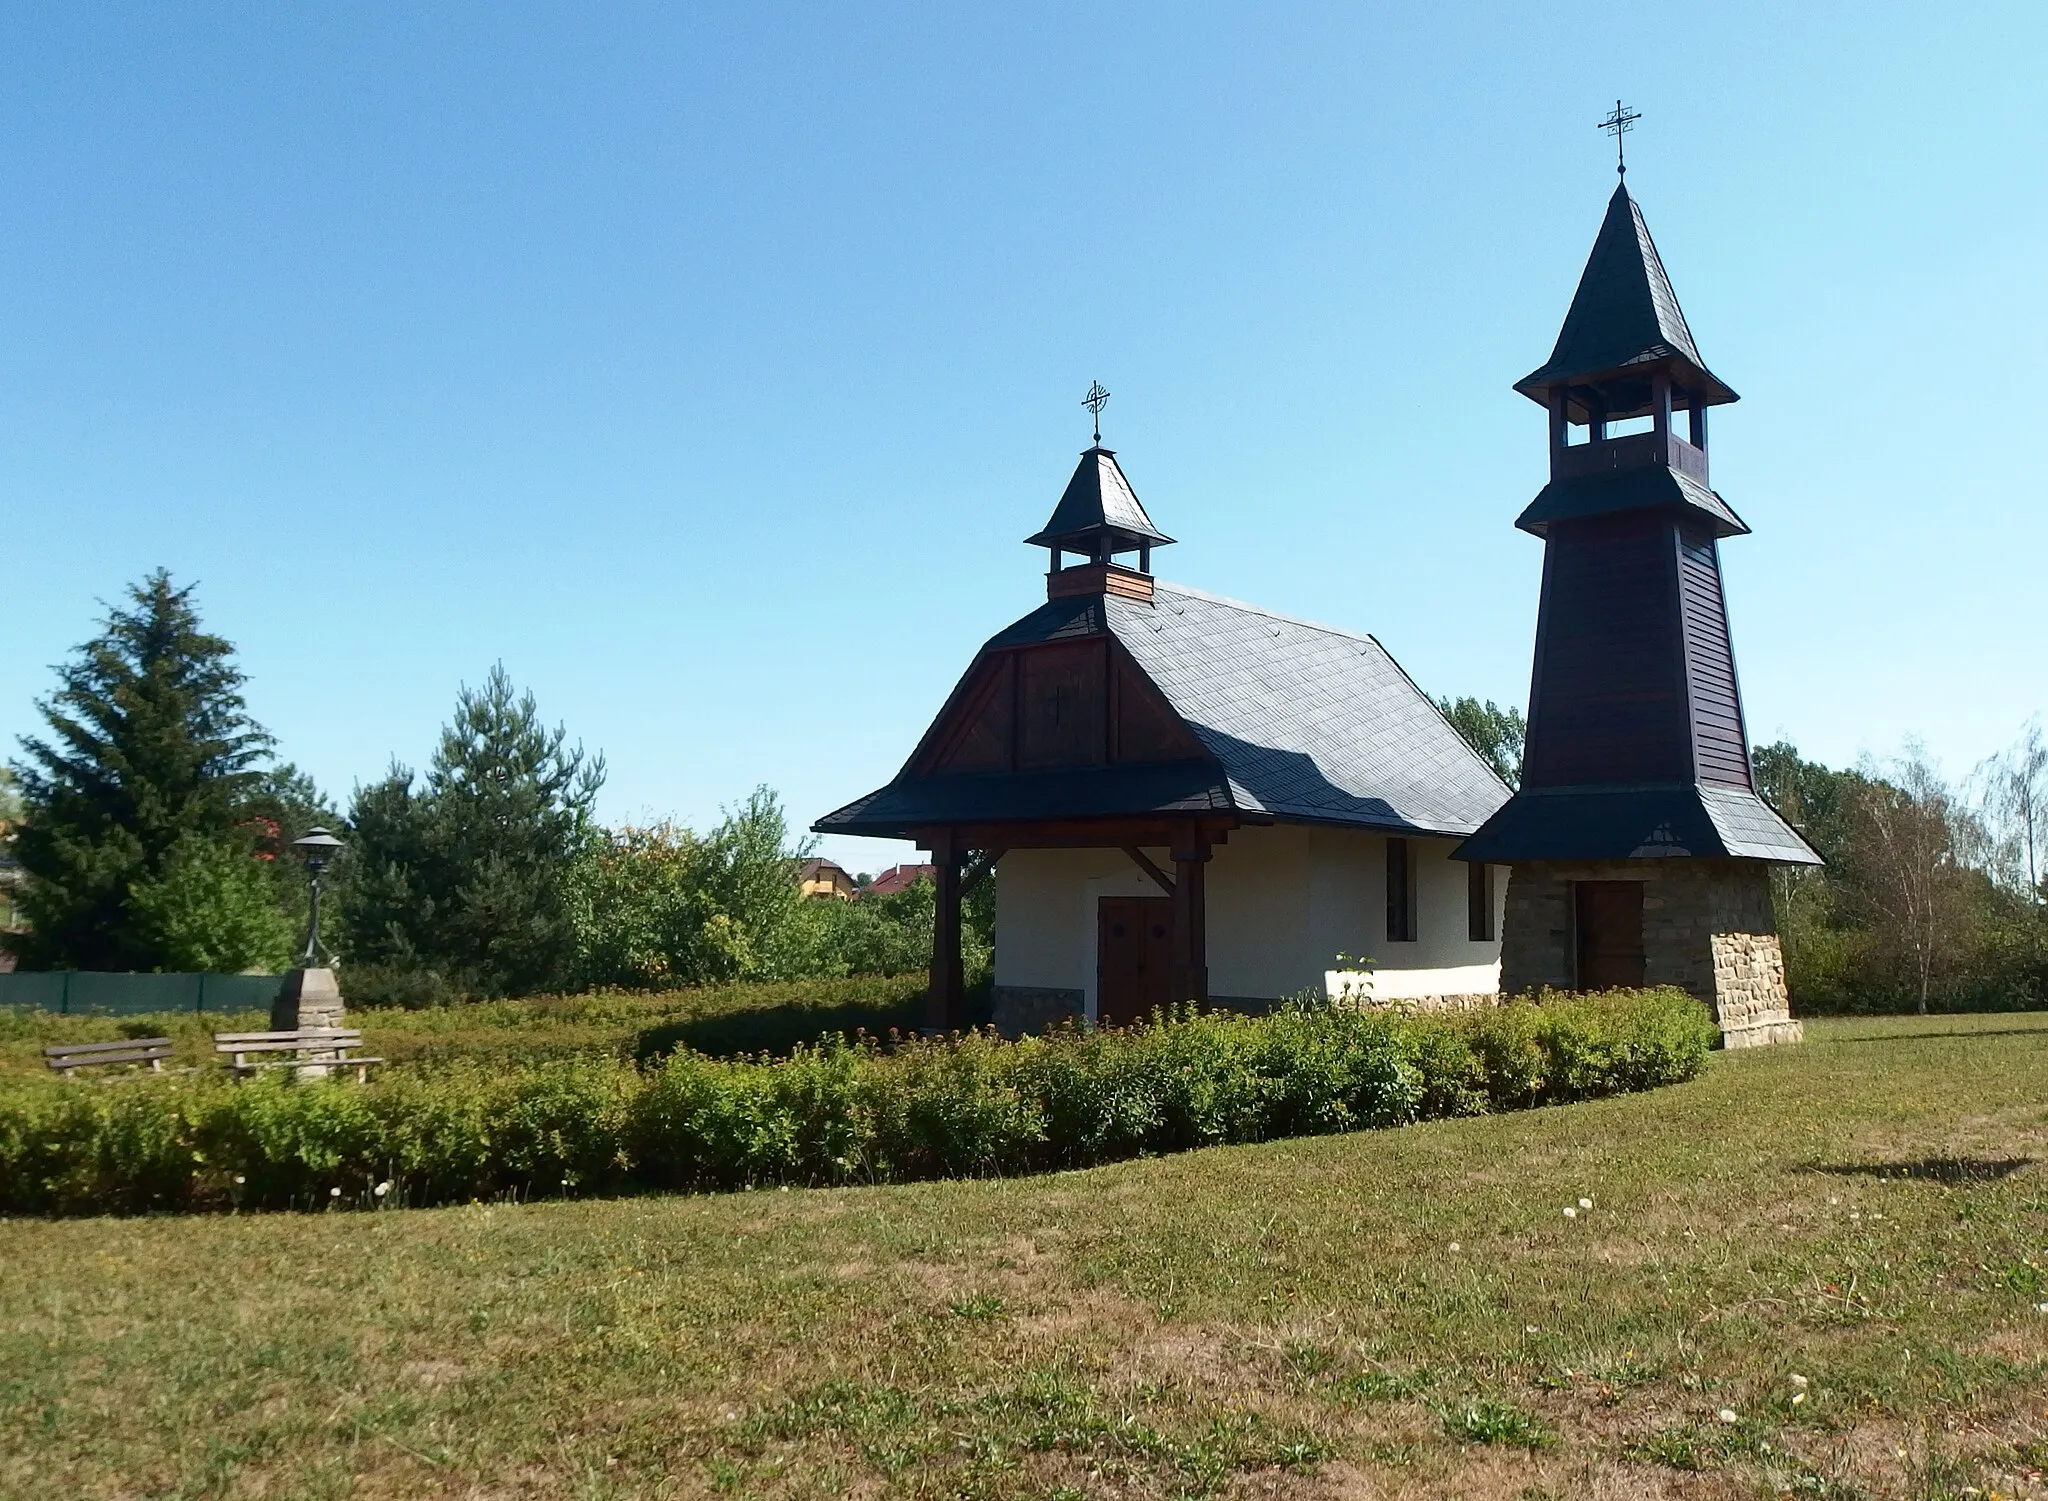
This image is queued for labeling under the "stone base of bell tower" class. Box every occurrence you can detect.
[1499,858,1801,1048]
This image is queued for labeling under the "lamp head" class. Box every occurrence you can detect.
[291,827,345,874]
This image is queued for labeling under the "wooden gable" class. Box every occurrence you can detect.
[1018,641,1105,769]
[912,637,1207,779]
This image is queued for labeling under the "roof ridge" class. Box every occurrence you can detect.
[1143,579,1387,649]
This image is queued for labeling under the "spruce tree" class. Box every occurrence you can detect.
[341,666,603,996]
[10,571,276,970]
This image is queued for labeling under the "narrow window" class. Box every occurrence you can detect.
[1386,838,1416,942]
[1468,862,1494,942]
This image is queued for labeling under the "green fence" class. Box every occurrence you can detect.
[0,972,281,1016]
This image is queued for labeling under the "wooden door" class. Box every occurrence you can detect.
[1097,896,1173,1025]
[1574,881,1646,990]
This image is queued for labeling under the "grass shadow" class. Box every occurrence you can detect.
[1800,1156,2036,1185]
[636,993,928,1062]
[1837,1028,2048,1044]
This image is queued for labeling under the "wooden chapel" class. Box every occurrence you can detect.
[816,428,1511,1033]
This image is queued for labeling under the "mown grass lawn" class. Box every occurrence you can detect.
[3,1013,2045,1500]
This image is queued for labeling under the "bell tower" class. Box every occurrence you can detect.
[1456,178,1819,1047]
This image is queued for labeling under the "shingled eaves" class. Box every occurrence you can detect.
[1516,463,1750,540]
[1454,781,1821,865]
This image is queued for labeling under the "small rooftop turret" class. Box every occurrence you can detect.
[1024,383,1173,600]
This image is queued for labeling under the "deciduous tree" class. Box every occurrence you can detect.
[1978,721,2048,902]
[129,833,296,973]
[1847,746,1981,1015]
[1435,697,1525,788]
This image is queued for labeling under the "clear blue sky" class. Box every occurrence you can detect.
[4,3,2043,874]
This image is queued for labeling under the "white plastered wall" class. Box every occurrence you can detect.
[993,825,1506,1018]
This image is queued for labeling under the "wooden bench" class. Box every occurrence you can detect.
[43,1037,176,1075]
[213,1029,383,1083]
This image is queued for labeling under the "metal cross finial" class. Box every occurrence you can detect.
[1082,380,1110,445]
[1600,99,1642,177]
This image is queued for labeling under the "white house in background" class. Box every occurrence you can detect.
[816,436,1513,1033]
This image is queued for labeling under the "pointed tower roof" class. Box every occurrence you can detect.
[1515,183,1737,412]
[1023,446,1174,555]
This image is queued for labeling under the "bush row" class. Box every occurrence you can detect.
[0,988,1718,1215]
[0,975,934,1081]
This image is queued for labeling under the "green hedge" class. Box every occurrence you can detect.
[0,988,1717,1215]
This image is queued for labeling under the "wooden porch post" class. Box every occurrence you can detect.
[1169,829,1211,1006]
[926,831,966,1032]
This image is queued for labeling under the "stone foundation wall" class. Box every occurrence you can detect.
[990,985,1084,1036]
[991,986,1500,1035]
[1709,930,1801,1047]
[1336,991,1498,1015]
[1499,859,1800,1046]
[1500,867,1578,994]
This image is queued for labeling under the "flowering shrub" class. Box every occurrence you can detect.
[0,988,1715,1215]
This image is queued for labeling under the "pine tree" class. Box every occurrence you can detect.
[340,666,603,996]
[9,571,275,969]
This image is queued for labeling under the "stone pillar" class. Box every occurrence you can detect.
[1497,859,1801,1046]
[272,967,345,1032]
[1699,864,1803,1048]
[271,967,348,1079]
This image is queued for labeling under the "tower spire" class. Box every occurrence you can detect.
[1511,180,1742,537]
[1600,99,1641,178]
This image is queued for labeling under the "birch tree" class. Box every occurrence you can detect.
[1850,746,1977,1014]
[1977,721,2048,902]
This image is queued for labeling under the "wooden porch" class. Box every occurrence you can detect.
[914,815,1238,1031]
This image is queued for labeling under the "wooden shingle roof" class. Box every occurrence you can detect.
[1515,464,1749,539]
[1454,782,1820,865]
[814,582,1510,839]
[1515,183,1737,411]
[1023,447,1174,555]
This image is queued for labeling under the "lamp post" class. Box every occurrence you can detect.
[275,828,348,1035]
[291,827,345,966]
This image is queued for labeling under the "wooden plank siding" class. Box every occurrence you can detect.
[914,637,1207,780]
[1521,513,1695,789]
[922,654,1016,775]
[1521,511,1758,796]
[1017,639,1107,769]
[1676,526,1754,789]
